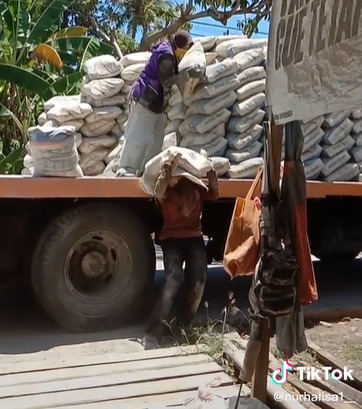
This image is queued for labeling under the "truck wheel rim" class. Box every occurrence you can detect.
[63,230,132,304]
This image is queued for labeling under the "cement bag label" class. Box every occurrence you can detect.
[267,0,362,124]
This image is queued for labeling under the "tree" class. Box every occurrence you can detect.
[0,0,114,166]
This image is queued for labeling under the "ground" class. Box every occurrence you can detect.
[306,318,362,372]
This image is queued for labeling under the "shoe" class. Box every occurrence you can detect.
[116,168,137,177]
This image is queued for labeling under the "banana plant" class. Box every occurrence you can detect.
[0,0,114,167]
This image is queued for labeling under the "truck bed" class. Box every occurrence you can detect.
[0,175,361,199]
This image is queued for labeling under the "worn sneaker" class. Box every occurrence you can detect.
[143,335,160,350]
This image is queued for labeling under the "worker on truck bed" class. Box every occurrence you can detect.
[116,31,193,177]
[143,159,219,349]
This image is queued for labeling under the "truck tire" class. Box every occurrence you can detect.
[31,202,155,332]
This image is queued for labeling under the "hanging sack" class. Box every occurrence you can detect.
[223,166,262,277]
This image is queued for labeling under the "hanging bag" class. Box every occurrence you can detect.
[223,167,262,278]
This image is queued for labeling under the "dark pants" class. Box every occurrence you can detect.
[145,236,208,338]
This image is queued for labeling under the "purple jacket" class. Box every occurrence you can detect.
[131,41,177,113]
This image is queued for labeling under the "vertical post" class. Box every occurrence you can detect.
[251,318,270,403]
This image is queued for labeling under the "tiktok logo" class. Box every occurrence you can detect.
[271,361,294,384]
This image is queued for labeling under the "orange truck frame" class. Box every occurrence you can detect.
[1,175,361,332]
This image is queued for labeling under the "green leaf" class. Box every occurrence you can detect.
[43,72,83,99]
[47,26,88,41]
[0,102,23,135]
[0,64,53,98]
[79,36,100,70]
[0,146,23,174]
[52,36,114,55]
[27,0,76,45]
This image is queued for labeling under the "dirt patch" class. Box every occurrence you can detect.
[306,318,362,373]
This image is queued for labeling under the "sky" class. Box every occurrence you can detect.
[134,1,270,42]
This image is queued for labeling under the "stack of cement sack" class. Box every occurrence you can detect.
[22,54,151,177]
[298,109,362,182]
[162,36,268,179]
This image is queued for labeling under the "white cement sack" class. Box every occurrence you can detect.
[204,60,239,83]
[215,38,266,58]
[21,167,33,176]
[80,119,116,137]
[202,137,228,157]
[351,109,362,120]
[44,95,80,112]
[321,150,350,176]
[81,78,124,101]
[44,118,84,131]
[178,42,206,79]
[84,55,123,80]
[169,88,183,106]
[85,106,123,124]
[225,140,262,163]
[165,120,182,134]
[23,154,34,168]
[323,110,352,128]
[227,110,265,133]
[180,109,231,136]
[304,158,324,180]
[168,103,186,121]
[228,157,263,179]
[186,90,237,117]
[302,121,318,137]
[205,52,218,65]
[120,52,151,68]
[214,122,226,137]
[233,48,265,71]
[46,102,92,122]
[233,93,265,117]
[84,95,126,107]
[182,78,201,104]
[353,132,362,146]
[121,84,132,95]
[38,112,47,126]
[110,123,124,139]
[227,125,263,150]
[80,149,109,169]
[209,157,230,176]
[180,133,219,148]
[185,74,240,105]
[237,66,266,87]
[302,115,325,126]
[105,143,123,165]
[141,147,213,195]
[117,112,128,127]
[196,36,216,52]
[236,79,266,101]
[322,135,355,158]
[162,132,177,150]
[121,63,145,82]
[323,118,354,145]
[75,132,83,148]
[29,126,83,177]
[78,135,117,154]
[353,119,362,134]
[303,127,324,151]
[302,144,323,162]
[215,35,246,46]
[350,146,362,162]
[325,163,359,182]
[82,161,106,176]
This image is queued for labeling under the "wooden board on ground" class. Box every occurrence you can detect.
[0,346,240,409]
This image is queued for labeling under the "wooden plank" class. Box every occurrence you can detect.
[0,372,233,409]
[0,362,222,398]
[1,345,207,375]
[0,354,212,387]
[307,340,362,391]
[52,385,242,409]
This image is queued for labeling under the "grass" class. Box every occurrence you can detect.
[159,293,246,378]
